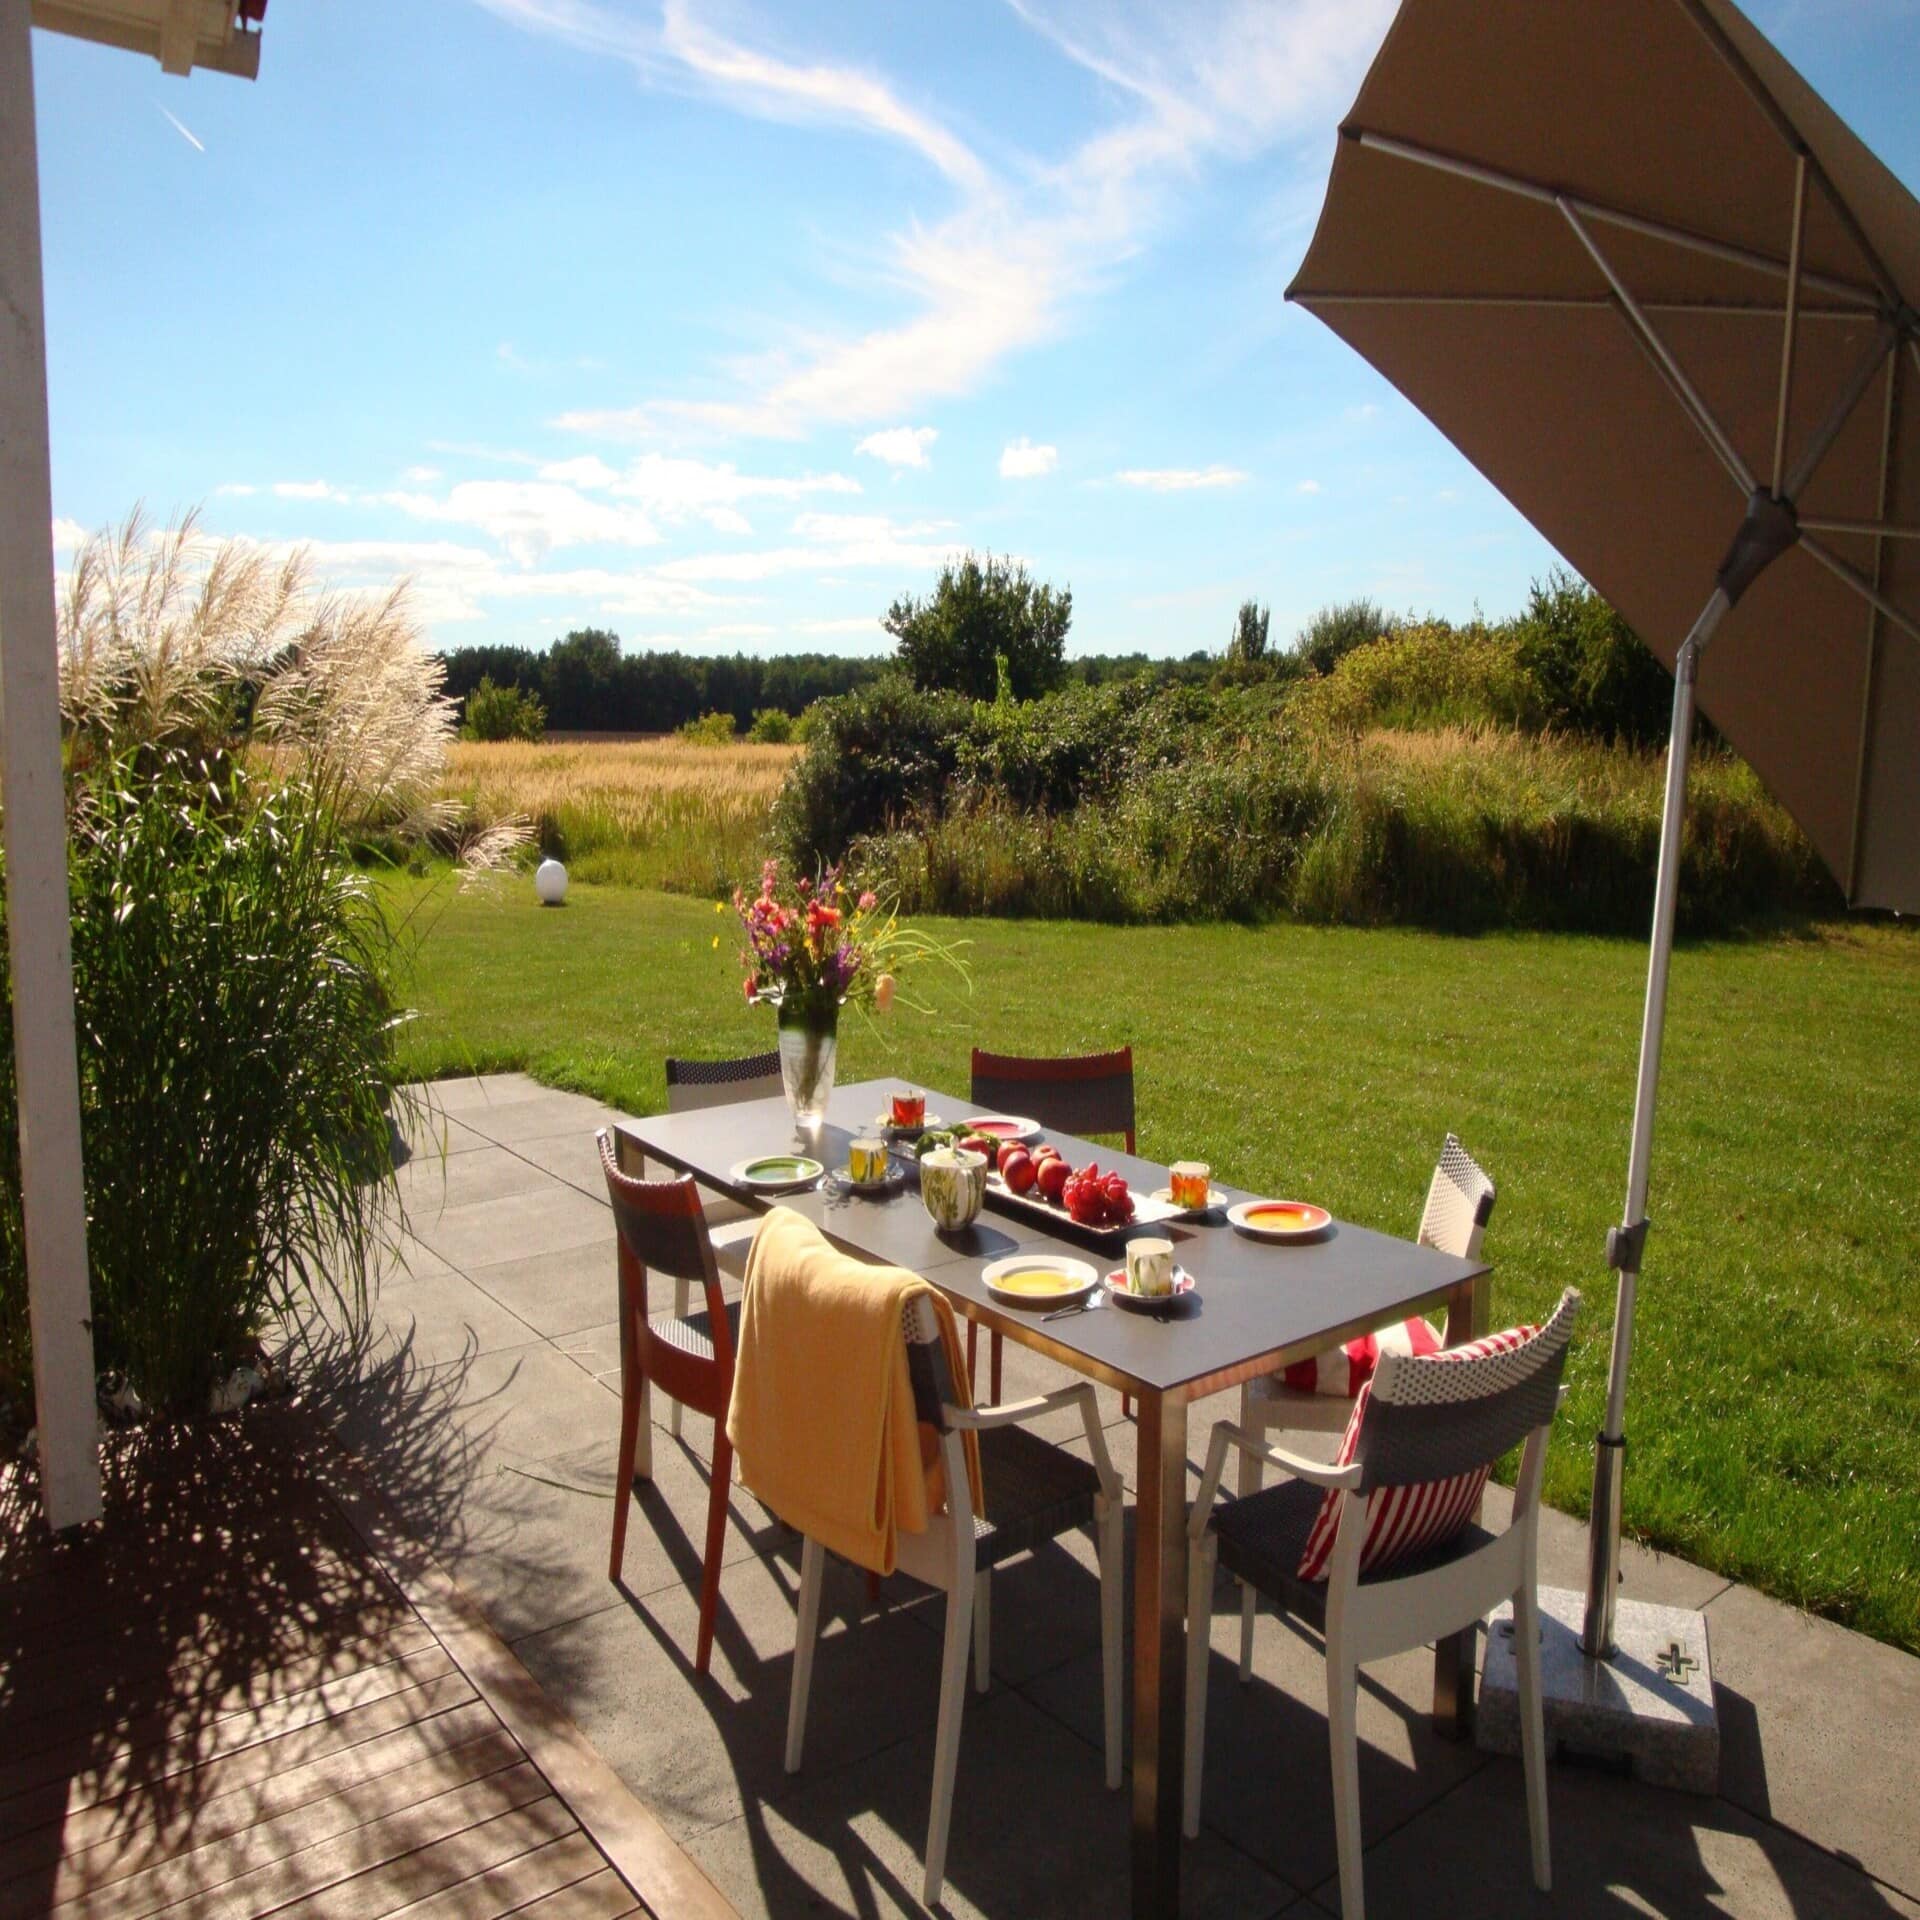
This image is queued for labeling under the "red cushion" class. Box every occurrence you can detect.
[1295,1323,1538,1581]
[1281,1314,1441,1397]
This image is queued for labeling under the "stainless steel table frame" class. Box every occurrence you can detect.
[624,1079,1489,1920]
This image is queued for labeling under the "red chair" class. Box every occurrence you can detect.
[600,1125,740,1675]
[966,1047,1137,1403]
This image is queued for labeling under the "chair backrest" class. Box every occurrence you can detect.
[664,1050,783,1114]
[1354,1288,1580,1492]
[1416,1134,1496,1261]
[598,1126,727,1335]
[969,1046,1136,1152]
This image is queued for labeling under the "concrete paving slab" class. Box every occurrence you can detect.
[1477,1481,1733,1612]
[409,1183,613,1274]
[397,1141,566,1216]
[453,1092,627,1150]
[416,1072,553,1113]
[684,1683,1294,1920]
[444,1338,631,1466]
[512,1129,619,1200]
[394,1106,494,1160]
[1705,1579,1920,1902]
[513,1543,951,1844]
[1316,1755,1920,1919]
[369,1233,458,1284]
[465,1237,625,1340]
[370,1267,543,1367]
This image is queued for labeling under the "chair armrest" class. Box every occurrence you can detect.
[947,1382,1121,1505]
[1190,1421,1363,1542]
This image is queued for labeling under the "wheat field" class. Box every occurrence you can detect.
[439,738,800,893]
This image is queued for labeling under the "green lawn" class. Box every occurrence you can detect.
[390,876,1920,1651]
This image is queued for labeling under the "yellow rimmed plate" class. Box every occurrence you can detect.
[980,1254,1099,1309]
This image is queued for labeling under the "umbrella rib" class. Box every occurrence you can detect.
[1351,130,1883,309]
[1801,518,1920,541]
[1559,197,1758,494]
[1297,293,1864,321]
[1800,535,1920,649]
[1672,0,1904,309]
[1770,155,1809,499]
[1845,349,1900,899]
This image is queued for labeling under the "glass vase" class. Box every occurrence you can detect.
[775,992,839,1135]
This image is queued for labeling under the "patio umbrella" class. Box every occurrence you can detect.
[1287,0,1920,1658]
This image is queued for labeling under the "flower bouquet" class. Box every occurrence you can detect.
[729,860,967,1130]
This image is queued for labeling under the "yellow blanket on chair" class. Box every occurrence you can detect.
[725,1206,983,1576]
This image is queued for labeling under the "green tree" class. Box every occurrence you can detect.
[462,675,547,742]
[746,707,794,743]
[1293,597,1390,675]
[543,628,622,726]
[885,552,1071,702]
[1226,600,1270,664]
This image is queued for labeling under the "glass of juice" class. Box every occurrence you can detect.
[1169,1161,1212,1209]
[891,1089,926,1129]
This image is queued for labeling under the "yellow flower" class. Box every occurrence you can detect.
[714,900,725,913]
[711,934,720,949]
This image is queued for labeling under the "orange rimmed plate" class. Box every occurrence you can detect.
[1226,1199,1332,1243]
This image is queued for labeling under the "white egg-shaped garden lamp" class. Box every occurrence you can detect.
[535,858,568,906]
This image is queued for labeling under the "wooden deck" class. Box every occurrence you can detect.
[0,1407,722,1920]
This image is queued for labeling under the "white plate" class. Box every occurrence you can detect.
[981,1254,1099,1309]
[872,1111,945,1137]
[1226,1198,1333,1242]
[960,1113,1043,1144]
[1149,1184,1230,1216]
[729,1153,824,1193]
[1104,1266,1197,1312]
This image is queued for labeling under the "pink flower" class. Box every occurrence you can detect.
[857,890,877,912]
[873,972,896,1013]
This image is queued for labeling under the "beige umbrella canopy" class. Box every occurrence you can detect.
[1292,0,1918,907]
[1288,0,1918,1658]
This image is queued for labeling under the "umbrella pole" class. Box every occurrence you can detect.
[1580,586,1726,1659]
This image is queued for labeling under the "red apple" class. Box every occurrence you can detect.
[1036,1157,1070,1203]
[1002,1147,1037,1194]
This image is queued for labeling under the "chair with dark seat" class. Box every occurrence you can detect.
[966,1045,1136,1401]
[1184,1287,1581,1920]
[599,1124,740,1674]
[783,1290,1124,1909]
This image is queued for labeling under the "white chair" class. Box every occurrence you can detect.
[660,1050,780,1437]
[1185,1288,1580,1920]
[784,1294,1125,1910]
[1235,1134,1496,1660]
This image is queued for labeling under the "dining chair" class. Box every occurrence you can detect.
[1183,1288,1580,1920]
[784,1291,1125,1909]
[599,1125,740,1674]
[661,1049,780,1436]
[1233,1135,1496,1660]
[967,1045,1137,1403]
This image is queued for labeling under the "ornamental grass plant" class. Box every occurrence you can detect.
[0,508,512,1423]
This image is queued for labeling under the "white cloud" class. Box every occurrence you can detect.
[797,615,884,636]
[376,480,662,565]
[1113,465,1250,492]
[504,1,1386,438]
[999,437,1059,478]
[702,622,778,639]
[52,517,88,552]
[654,511,959,584]
[1295,479,1322,495]
[855,426,937,470]
[215,482,256,498]
[274,480,350,502]
[401,465,443,484]
[539,455,622,489]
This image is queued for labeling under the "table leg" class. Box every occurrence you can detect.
[1434,1271,1490,1736]
[1132,1391,1188,1919]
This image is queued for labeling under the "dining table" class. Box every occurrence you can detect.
[624,1076,1490,1920]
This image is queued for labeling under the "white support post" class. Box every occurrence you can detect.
[0,0,101,1532]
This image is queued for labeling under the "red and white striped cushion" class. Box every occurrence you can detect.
[1295,1322,1539,1582]
[1281,1314,1442,1397]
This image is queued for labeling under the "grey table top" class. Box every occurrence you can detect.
[618,1078,1487,1402]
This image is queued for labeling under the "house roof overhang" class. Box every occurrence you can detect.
[30,0,264,79]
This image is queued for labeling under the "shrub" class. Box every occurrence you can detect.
[1512,568,1676,746]
[746,706,794,744]
[1290,620,1543,735]
[679,710,736,746]
[462,674,547,742]
[886,552,1071,701]
[1292,597,1394,675]
[0,751,409,1417]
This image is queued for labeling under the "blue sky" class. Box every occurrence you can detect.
[31,0,1920,660]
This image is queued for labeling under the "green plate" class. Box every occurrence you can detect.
[730,1154,824,1191]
